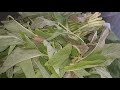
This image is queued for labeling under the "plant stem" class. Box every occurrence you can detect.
[58,22,86,45]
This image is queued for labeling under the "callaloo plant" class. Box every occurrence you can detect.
[0,12,120,78]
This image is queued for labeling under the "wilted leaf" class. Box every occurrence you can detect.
[63,72,72,78]
[88,31,97,43]
[19,59,36,78]
[63,71,77,78]
[96,24,110,49]
[73,44,89,56]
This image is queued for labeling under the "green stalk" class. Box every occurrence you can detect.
[58,22,86,45]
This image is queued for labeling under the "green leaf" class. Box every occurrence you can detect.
[0,73,7,78]
[73,69,90,78]
[64,60,104,71]
[34,29,51,39]
[31,17,56,29]
[3,20,35,38]
[38,43,47,54]
[13,73,26,78]
[13,66,23,74]
[102,43,120,59]
[53,42,63,51]
[19,59,36,78]
[0,46,8,53]
[35,69,43,78]
[45,44,72,67]
[45,62,59,78]
[87,74,101,78]
[6,67,14,78]
[50,74,59,78]
[20,33,37,49]
[108,59,120,78]
[19,12,49,18]
[59,59,71,77]
[47,31,63,41]
[53,12,65,24]
[84,51,106,61]
[8,45,16,55]
[106,31,120,43]
[71,47,80,57]
[0,36,23,47]
[43,40,56,58]
[94,67,112,78]
[0,29,7,35]
[0,47,9,59]
[0,47,45,74]
[33,57,50,78]
[54,35,67,46]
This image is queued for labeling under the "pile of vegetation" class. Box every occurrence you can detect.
[0,12,120,78]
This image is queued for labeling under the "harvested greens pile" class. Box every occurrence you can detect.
[0,12,120,78]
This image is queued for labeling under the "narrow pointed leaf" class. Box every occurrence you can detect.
[0,36,23,47]
[46,44,72,67]
[0,47,44,74]
[3,20,35,38]
[19,59,36,78]
[33,57,50,78]
[94,67,112,78]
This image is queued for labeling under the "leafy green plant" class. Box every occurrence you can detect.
[0,12,120,78]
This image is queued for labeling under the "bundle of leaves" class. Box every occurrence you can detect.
[0,12,120,78]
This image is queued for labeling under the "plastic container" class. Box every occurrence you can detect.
[101,12,120,39]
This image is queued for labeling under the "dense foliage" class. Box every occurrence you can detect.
[0,12,120,78]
